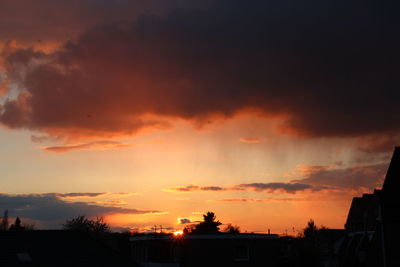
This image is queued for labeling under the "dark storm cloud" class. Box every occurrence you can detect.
[1,0,399,139]
[0,0,208,45]
[0,193,159,225]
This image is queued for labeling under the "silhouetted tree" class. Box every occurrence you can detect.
[9,217,25,231]
[0,210,9,231]
[223,223,240,234]
[183,224,196,234]
[63,216,111,233]
[191,212,221,234]
[300,219,319,267]
[91,217,111,232]
[303,219,318,240]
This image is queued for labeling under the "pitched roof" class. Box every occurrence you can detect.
[381,146,400,266]
[344,191,381,232]
[382,146,400,197]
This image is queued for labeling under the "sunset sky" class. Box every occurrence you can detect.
[0,0,398,234]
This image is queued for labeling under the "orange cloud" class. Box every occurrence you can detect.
[356,134,400,153]
[44,140,132,153]
[239,137,261,144]
[163,185,226,193]
[0,80,8,95]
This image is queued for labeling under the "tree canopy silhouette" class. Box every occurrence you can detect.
[9,217,25,231]
[223,223,240,234]
[303,219,318,240]
[63,216,110,233]
[190,212,222,234]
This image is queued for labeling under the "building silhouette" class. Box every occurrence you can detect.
[130,233,283,267]
[339,146,400,267]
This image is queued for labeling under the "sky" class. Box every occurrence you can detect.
[0,0,399,234]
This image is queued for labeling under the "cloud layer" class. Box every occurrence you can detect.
[293,163,387,190]
[165,182,314,194]
[1,0,399,141]
[55,192,107,198]
[44,140,131,153]
[0,0,205,46]
[0,193,158,228]
[166,163,388,195]
[166,185,225,192]
[235,183,313,193]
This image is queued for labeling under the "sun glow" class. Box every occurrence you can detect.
[173,230,183,236]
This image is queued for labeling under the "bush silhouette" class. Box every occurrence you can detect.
[63,215,110,233]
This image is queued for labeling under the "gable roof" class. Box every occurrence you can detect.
[382,146,400,197]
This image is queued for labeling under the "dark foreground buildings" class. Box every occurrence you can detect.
[0,230,134,267]
[130,233,284,267]
[338,146,400,267]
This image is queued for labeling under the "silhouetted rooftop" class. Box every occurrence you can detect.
[382,146,400,195]
[345,190,381,232]
[342,146,400,266]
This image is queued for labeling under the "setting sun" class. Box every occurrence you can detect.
[173,230,184,236]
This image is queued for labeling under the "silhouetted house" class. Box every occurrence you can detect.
[338,146,400,267]
[317,229,345,267]
[0,230,134,267]
[345,190,381,232]
[130,233,282,267]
